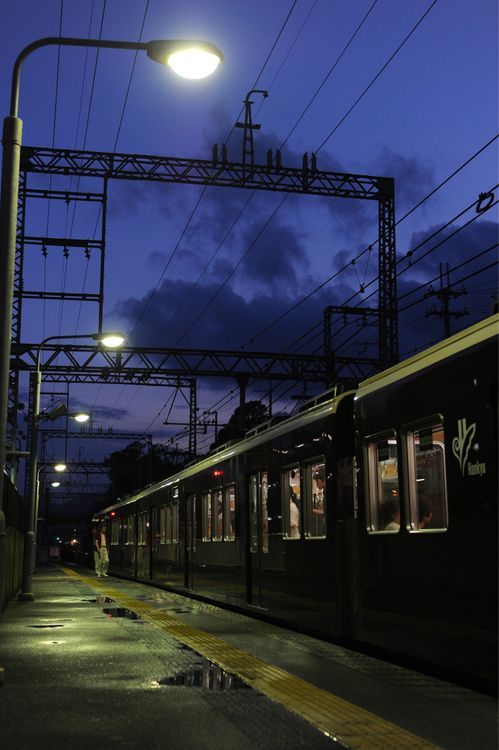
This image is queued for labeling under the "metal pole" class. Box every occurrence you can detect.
[0,115,22,609]
[18,332,108,600]
[0,34,219,605]
[18,357,41,600]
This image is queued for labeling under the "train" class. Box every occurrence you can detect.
[95,314,498,692]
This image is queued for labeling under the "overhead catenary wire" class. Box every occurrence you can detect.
[165,183,498,448]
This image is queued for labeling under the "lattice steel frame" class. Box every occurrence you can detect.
[12,145,397,466]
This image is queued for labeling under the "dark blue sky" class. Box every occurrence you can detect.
[1,0,497,463]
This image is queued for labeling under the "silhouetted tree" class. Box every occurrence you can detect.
[103,441,189,501]
[211,400,268,449]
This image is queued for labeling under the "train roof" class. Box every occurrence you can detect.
[99,387,356,513]
[356,313,498,399]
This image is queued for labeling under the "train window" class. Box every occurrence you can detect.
[159,506,167,543]
[172,501,180,543]
[223,484,236,541]
[166,505,173,542]
[201,492,212,541]
[304,460,326,538]
[249,475,258,552]
[187,493,196,552]
[366,433,400,533]
[406,420,448,532]
[212,489,223,541]
[124,515,135,545]
[110,518,120,545]
[249,472,269,552]
[138,512,148,546]
[283,466,301,539]
[261,471,269,554]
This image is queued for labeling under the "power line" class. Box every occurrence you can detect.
[315,0,438,152]
[280,0,380,149]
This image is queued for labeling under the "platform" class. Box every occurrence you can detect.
[0,565,496,750]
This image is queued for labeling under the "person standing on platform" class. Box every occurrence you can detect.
[93,523,109,577]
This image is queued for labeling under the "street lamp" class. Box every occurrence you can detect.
[19,331,126,600]
[0,35,222,604]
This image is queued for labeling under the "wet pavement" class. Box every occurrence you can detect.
[0,564,497,750]
[0,566,344,750]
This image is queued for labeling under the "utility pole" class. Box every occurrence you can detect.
[235,89,268,172]
[425,263,468,338]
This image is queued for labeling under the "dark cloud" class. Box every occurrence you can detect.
[112,268,352,354]
[371,147,435,207]
[237,215,309,292]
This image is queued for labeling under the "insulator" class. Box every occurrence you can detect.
[311,153,317,173]
[212,144,218,164]
[476,191,494,213]
[275,149,282,170]
[266,149,273,169]
[63,246,69,258]
[221,144,227,162]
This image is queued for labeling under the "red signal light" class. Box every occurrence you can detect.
[109,511,116,517]
[212,469,224,478]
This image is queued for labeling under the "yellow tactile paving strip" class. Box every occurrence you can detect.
[62,567,441,750]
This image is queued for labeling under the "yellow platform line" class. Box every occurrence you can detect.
[62,568,441,750]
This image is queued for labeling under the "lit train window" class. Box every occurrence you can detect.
[110,519,121,545]
[223,484,236,541]
[124,515,135,545]
[138,512,148,546]
[172,501,180,543]
[304,460,326,538]
[249,475,258,552]
[201,492,212,540]
[261,471,269,554]
[159,506,167,544]
[406,420,448,533]
[283,466,301,539]
[248,472,268,552]
[366,433,400,533]
[212,489,223,541]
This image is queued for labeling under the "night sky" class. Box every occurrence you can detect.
[1,0,497,469]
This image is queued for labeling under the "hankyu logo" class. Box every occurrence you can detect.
[452,418,476,476]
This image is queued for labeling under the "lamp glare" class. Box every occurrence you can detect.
[167,48,221,79]
[54,463,67,473]
[99,334,125,348]
[73,412,90,423]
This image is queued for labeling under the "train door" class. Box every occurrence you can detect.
[149,506,157,581]
[247,469,269,607]
[185,493,196,589]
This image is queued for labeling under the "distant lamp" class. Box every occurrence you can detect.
[51,481,61,488]
[93,332,126,348]
[147,40,223,79]
[53,463,67,473]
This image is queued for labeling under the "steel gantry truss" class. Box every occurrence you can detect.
[11,342,374,384]
[10,143,397,466]
[18,145,397,364]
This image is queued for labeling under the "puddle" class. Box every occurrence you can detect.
[155,660,251,690]
[102,607,142,621]
[27,624,65,629]
[84,596,114,604]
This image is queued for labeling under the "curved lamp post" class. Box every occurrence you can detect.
[19,332,125,600]
[0,35,222,605]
